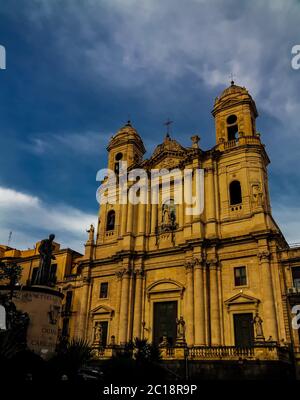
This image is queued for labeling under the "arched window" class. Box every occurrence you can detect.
[114,153,123,175]
[229,181,242,205]
[106,210,115,231]
[227,114,238,141]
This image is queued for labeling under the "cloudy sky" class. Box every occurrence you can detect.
[0,0,300,252]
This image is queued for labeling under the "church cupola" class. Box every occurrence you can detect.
[107,121,146,171]
[212,81,258,145]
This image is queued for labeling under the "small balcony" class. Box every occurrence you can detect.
[287,286,300,296]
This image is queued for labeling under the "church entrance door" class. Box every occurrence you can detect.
[153,301,177,346]
[233,313,254,347]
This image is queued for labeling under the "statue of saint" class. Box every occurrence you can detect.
[252,184,263,207]
[253,312,265,340]
[94,323,103,344]
[162,204,171,225]
[33,234,56,286]
[86,224,95,242]
[176,316,186,341]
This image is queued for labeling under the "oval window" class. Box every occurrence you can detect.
[115,152,123,161]
[226,115,237,125]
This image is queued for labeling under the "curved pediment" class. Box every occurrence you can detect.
[146,279,185,299]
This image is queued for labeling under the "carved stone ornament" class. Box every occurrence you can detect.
[258,251,270,262]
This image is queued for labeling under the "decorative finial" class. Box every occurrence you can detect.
[163,118,173,138]
[126,120,132,127]
[191,135,200,149]
[229,72,235,86]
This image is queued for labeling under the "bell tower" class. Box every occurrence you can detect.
[107,120,146,173]
[212,81,258,145]
[95,121,146,250]
[210,82,275,235]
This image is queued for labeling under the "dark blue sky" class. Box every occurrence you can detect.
[1,0,300,251]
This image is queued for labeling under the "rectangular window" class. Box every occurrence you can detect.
[292,267,300,289]
[49,264,57,283]
[100,282,108,298]
[234,266,247,286]
[31,267,39,285]
[65,291,73,313]
[62,318,69,337]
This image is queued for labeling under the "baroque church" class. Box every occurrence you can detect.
[3,81,300,377]
[68,81,297,354]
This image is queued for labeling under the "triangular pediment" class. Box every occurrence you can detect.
[225,293,260,306]
[90,304,114,316]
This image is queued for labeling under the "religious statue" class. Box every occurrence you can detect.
[86,224,95,243]
[161,202,176,230]
[32,234,56,286]
[252,184,263,207]
[94,322,103,344]
[252,312,265,341]
[176,316,186,344]
[159,335,169,348]
[162,204,171,225]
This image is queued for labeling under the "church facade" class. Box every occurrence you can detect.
[2,81,297,376]
[59,81,299,363]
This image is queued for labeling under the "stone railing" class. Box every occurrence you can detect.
[218,135,261,152]
[293,345,300,355]
[238,135,261,146]
[63,274,78,282]
[91,344,291,362]
[224,140,237,149]
[287,287,300,295]
[189,346,254,360]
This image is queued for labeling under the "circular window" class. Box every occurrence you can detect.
[115,152,123,161]
[226,115,237,125]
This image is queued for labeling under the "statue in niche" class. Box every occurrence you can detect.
[162,203,171,225]
[161,201,176,227]
[252,184,263,207]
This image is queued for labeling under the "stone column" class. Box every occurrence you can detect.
[121,203,128,236]
[119,269,131,344]
[151,204,157,234]
[126,202,134,234]
[179,203,184,227]
[185,260,195,345]
[259,251,278,341]
[184,171,193,225]
[205,167,216,237]
[77,277,90,340]
[133,270,144,339]
[194,260,205,345]
[114,271,123,343]
[209,260,221,345]
[138,203,146,234]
